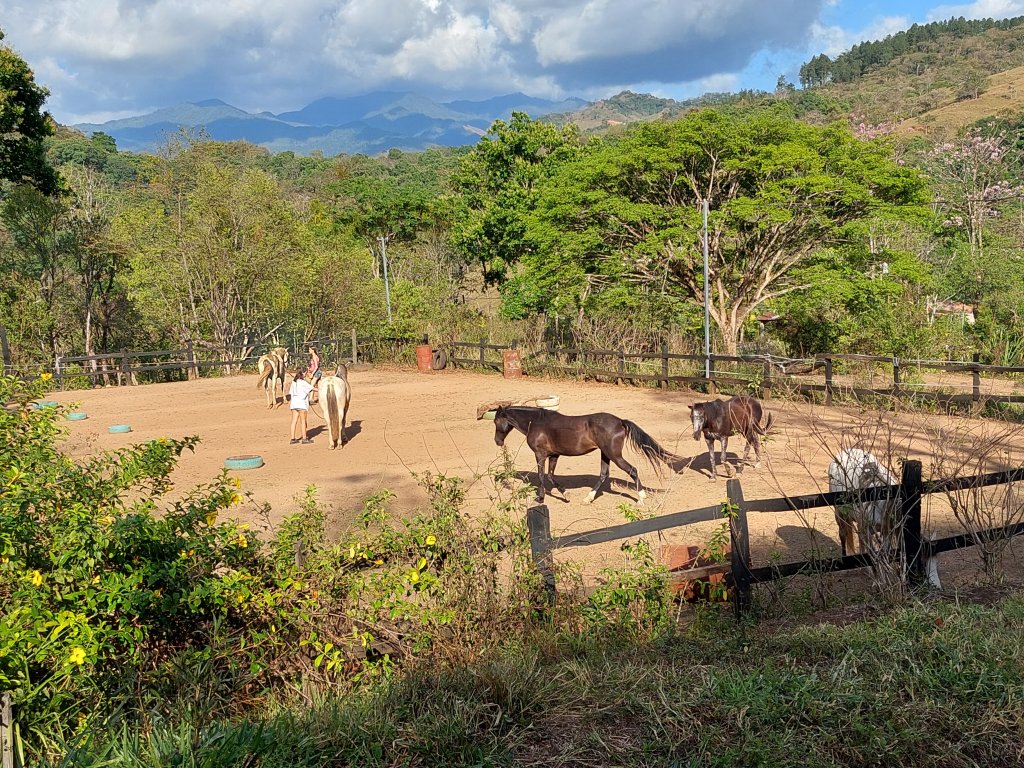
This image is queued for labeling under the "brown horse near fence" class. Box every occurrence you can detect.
[485,405,681,505]
[689,395,775,479]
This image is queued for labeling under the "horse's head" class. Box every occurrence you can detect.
[689,403,706,440]
[493,408,515,447]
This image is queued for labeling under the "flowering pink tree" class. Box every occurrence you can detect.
[925,131,1023,259]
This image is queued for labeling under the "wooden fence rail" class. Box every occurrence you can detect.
[48,332,422,390]
[526,459,1024,619]
[35,335,1024,413]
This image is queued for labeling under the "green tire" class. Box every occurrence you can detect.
[108,424,132,433]
[224,455,264,470]
[66,412,88,421]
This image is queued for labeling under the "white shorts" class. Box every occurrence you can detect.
[291,404,309,411]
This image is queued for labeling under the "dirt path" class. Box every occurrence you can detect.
[49,366,1024,586]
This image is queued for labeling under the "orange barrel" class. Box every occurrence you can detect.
[415,344,433,373]
[502,348,523,379]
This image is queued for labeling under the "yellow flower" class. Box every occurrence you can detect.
[230,492,243,506]
[425,534,436,546]
[180,549,195,559]
[236,534,248,549]
[68,647,86,666]
[408,570,420,584]
[98,515,114,526]
[206,511,218,526]
[0,556,9,565]
[229,476,242,489]
[348,545,356,559]
[28,570,43,587]
[153,588,162,597]
[40,372,52,381]
[417,557,427,570]
[91,575,100,584]
[373,558,384,565]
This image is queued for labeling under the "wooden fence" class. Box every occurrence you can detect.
[444,338,1024,412]
[31,333,1024,412]
[526,459,1024,619]
[47,333,423,390]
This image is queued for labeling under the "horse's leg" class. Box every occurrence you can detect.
[585,454,611,503]
[751,432,763,469]
[611,455,645,505]
[547,455,568,498]
[721,436,734,476]
[706,438,718,479]
[534,452,548,504]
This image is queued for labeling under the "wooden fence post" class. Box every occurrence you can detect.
[899,459,925,586]
[824,357,834,406]
[0,324,10,376]
[761,359,772,400]
[727,478,752,619]
[971,352,981,413]
[892,356,901,393]
[660,339,669,389]
[351,329,358,364]
[707,355,717,395]
[54,356,63,391]
[526,505,556,603]
[479,337,486,367]
[617,347,625,385]
[119,350,129,387]
[186,340,197,381]
[1,690,13,768]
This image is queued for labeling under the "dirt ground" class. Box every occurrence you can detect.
[48,365,1024,589]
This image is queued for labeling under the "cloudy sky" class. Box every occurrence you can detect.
[2,0,1022,124]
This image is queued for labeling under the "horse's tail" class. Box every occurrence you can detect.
[623,420,681,475]
[256,358,272,389]
[753,410,775,436]
[326,384,341,447]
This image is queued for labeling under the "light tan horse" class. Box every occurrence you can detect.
[256,346,290,408]
[318,364,351,450]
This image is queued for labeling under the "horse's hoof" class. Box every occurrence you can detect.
[584,491,596,504]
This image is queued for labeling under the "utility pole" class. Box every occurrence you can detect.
[702,199,711,380]
[378,235,393,324]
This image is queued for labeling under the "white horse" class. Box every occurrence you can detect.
[828,447,898,557]
[256,346,290,408]
[318,364,351,450]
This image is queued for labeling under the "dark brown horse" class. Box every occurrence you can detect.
[689,395,774,479]
[488,406,680,504]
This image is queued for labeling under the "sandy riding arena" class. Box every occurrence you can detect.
[51,366,1024,585]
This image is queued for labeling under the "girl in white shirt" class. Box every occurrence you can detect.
[289,370,315,444]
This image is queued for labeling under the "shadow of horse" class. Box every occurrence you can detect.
[773,524,841,560]
[517,472,650,503]
[686,450,746,478]
[342,419,363,444]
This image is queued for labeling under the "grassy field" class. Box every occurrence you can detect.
[49,592,1024,768]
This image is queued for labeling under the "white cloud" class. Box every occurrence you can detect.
[809,15,910,58]
[1,0,827,123]
[927,0,1024,21]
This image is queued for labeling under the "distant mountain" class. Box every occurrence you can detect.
[73,91,592,155]
[544,90,743,132]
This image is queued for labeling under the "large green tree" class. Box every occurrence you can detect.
[524,107,928,353]
[452,113,581,284]
[0,29,58,194]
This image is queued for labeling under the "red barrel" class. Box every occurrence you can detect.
[416,344,433,373]
[502,348,523,379]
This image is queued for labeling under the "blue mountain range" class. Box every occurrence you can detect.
[74,92,590,155]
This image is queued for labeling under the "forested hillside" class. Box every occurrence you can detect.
[5,18,1024,374]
